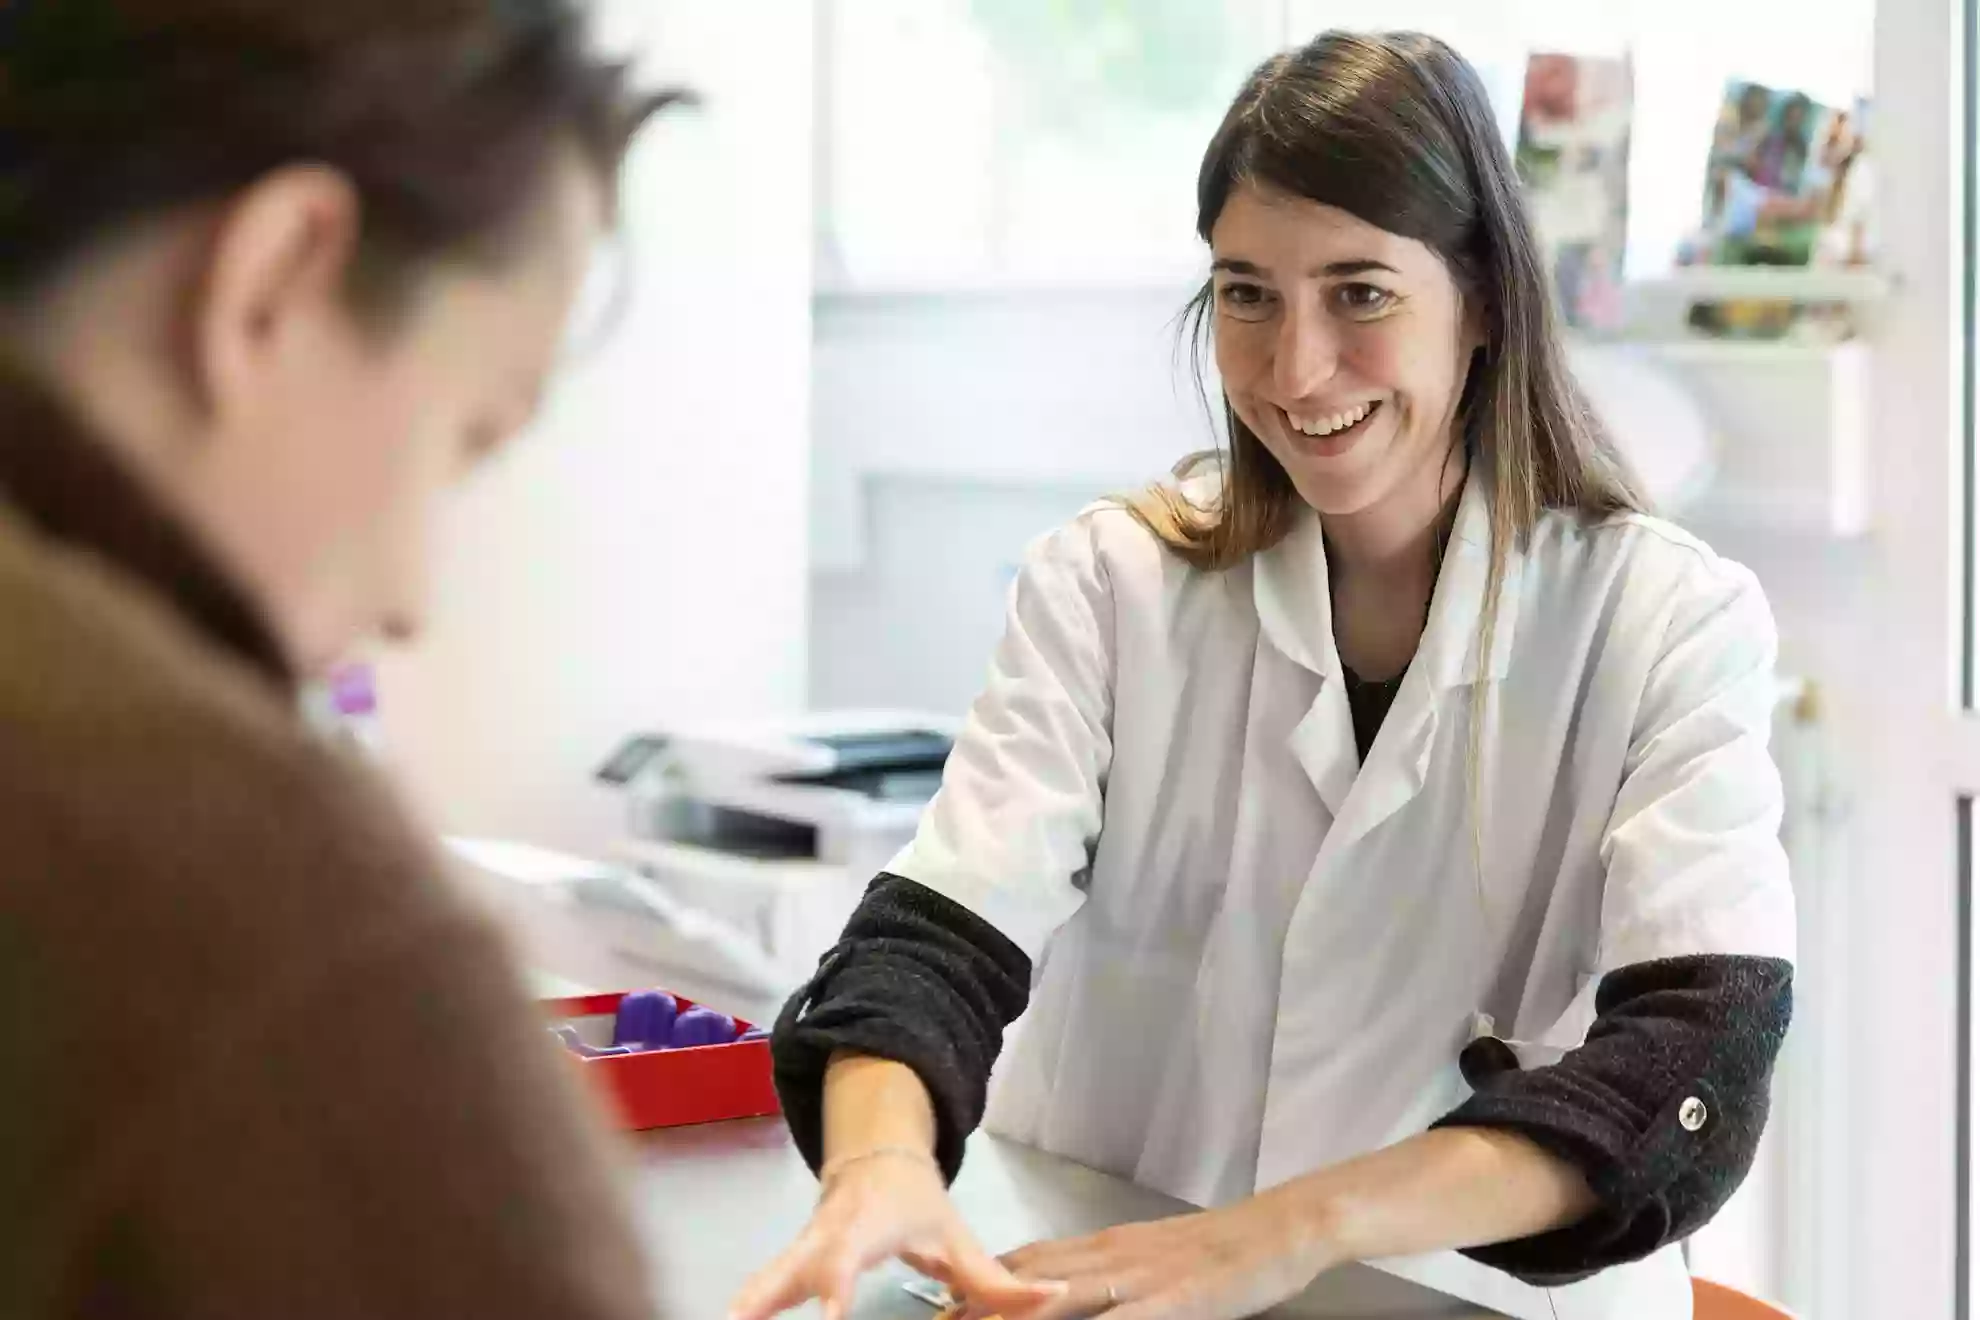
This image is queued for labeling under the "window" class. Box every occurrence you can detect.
[820,1,1874,292]
[816,0,1284,290]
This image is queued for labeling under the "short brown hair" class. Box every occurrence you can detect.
[0,0,689,303]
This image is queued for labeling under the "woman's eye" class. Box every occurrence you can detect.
[1334,283,1396,318]
[1216,282,1275,321]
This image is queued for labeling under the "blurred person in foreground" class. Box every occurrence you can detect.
[0,1,686,1315]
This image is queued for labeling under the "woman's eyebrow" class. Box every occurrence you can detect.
[1210,257,1401,278]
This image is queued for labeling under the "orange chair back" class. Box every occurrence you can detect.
[1692,1277,1795,1320]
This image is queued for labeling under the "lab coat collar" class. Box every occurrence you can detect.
[1252,467,1523,691]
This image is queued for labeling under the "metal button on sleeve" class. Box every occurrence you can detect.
[1678,1096,1709,1132]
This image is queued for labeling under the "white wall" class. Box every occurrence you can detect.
[379,0,813,853]
[810,289,1206,579]
[812,474,1102,714]
[809,288,1215,718]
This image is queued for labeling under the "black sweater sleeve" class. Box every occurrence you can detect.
[770,874,1032,1184]
[773,879,1790,1285]
[1433,953,1794,1286]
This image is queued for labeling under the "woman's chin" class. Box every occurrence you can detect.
[1279,442,1390,516]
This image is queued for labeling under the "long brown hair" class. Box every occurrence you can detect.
[1129,30,1646,621]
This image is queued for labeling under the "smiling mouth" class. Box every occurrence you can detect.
[1283,399,1383,447]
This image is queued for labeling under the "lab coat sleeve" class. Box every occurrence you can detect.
[769,522,1117,1179]
[883,519,1119,960]
[1596,560,1796,970]
[1434,563,1796,1285]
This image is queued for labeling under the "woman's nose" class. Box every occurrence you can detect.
[1272,303,1339,401]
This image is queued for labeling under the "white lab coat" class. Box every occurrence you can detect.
[889,470,1796,1320]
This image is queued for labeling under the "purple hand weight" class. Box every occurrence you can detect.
[670,1005,736,1048]
[613,990,679,1049]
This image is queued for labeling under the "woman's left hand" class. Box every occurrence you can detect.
[949,1193,1337,1320]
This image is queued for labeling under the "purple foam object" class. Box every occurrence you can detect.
[613,990,679,1049]
[737,1027,769,1042]
[670,1005,736,1048]
[327,663,378,717]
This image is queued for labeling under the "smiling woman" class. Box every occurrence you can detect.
[737,28,1795,1320]
[1130,31,1641,613]
[1209,208,1468,508]
[1135,28,1647,793]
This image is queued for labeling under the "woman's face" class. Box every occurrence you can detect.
[1209,183,1479,521]
[179,149,607,675]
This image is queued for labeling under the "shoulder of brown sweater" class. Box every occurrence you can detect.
[0,492,510,1106]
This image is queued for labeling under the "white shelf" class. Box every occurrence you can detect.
[1612,269,1894,363]
[811,267,1892,320]
[1626,338,1861,366]
[1632,267,1894,303]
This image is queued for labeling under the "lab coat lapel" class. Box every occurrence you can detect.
[1336,472,1525,845]
[1289,686,1358,820]
[1257,472,1525,848]
[1330,671,1438,851]
[1422,470,1523,691]
[1253,509,1357,817]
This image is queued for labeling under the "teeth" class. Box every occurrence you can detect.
[1291,401,1374,437]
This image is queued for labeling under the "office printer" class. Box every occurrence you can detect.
[589,711,959,992]
[598,710,957,870]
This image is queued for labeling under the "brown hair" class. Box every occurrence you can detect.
[0,0,688,311]
[1129,28,1645,601]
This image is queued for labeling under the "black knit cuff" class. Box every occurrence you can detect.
[773,945,978,1182]
[770,875,1033,1185]
[1433,953,1793,1285]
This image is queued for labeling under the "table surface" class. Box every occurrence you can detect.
[627,1119,1500,1319]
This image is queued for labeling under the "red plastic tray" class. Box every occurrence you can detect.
[542,990,780,1130]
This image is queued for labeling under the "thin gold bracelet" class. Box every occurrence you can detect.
[819,1143,940,1187]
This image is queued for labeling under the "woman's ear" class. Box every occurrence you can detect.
[1459,290,1490,360]
[190,164,364,429]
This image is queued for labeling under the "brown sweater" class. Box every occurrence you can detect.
[0,367,656,1318]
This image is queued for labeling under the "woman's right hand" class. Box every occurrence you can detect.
[727,1148,1067,1320]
